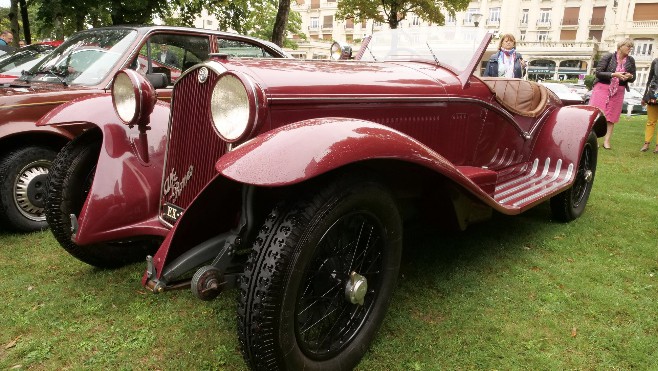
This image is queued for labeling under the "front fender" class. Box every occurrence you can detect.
[217,118,491,197]
[40,94,173,245]
[37,93,115,129]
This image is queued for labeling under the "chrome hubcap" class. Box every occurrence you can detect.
[584,169,593,183]
[14,161,50,221]
[345,271,368,305]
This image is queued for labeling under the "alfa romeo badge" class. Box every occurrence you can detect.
[198,67,209,83]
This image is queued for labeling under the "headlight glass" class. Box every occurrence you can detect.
[211,74,250,142]
[113,72,137,123]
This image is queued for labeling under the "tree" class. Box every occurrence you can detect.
[271,0,290,47]
[19,0,30,44]
[243,0,306,48]
[336,0,470,29]
[8,0,19,47]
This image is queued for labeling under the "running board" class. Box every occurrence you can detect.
[493,157,574,209]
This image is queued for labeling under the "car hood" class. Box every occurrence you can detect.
[221,59,453,99]
[0,82,101,108]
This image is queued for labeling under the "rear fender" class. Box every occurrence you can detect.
[40,94,173,244]
[529,105,605,163]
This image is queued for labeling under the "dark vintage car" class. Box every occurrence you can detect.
[42,27,606,369]
[0,43,56,83]
[0,25,288,232]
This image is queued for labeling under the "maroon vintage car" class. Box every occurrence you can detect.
[0,25,288,232]
[42,27,605,369]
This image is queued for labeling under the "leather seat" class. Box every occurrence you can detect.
[481,77,549,117]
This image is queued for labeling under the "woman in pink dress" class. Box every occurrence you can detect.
[589,39,636,149]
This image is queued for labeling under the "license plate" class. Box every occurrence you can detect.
[161,202,184,225]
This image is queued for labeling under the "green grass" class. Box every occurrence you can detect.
[1,115,657,370]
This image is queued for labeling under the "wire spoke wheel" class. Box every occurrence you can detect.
[238,178,402,370]
[295,211,384,359]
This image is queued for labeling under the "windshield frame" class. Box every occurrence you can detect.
[20,28,139,87]
[357,26,491,73]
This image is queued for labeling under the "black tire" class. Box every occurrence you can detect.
[238,178,402,370]
[46,129,157,268]
[550,130,598,222]
[0,146,57,232]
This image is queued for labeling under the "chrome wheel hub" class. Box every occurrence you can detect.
[584,169,593,183]
[345,271,368,305]
[14,161,50,221]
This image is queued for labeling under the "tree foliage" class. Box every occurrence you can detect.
[336,0,470,29]
[1,0,302,48]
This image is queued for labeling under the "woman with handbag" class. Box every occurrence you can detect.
[640,57,658,153]
[589,39,636,149]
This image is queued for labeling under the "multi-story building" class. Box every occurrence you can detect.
[291,0,658,87]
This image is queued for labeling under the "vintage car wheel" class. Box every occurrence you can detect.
[550,131,598,222]
[237,179,402,370]
[0,146,57,232]
[46,129,156,268]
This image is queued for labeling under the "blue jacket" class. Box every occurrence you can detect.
[484,50,524,78]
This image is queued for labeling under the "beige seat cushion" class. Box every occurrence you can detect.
[481,77,549,117]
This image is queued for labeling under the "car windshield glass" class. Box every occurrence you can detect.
[21,29,137,86]
[0,45,53,74]
[359,26,488,72]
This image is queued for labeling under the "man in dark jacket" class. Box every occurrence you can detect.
[0,30,16,55]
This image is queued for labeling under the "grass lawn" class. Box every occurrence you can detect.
[1,115,657,370]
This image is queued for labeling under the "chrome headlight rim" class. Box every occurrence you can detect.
[111,69,156,127]
[210,72,258,143]
[330,41,352,60]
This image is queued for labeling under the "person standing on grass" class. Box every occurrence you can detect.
[640,57,658,153]
[589,38,636,150]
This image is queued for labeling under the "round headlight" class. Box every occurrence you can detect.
[113,72,137,123]
[111,69,156,127]
[330,41,352,60]
[210,74,251,142]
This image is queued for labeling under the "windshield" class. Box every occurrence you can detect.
[21,29,138,86]
[0,45,53,75]
[358,26,489,73]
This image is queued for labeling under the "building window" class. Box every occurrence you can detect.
[520,9,529,25]
[633,39,653,57]
[323,15,333,29]
[206,19,213,26]
[539,9,551,23]
[446,13,456,24]
[520,30,526,41]
[310,17,319,29]
[489,7,501,23]
[465,8,479,23]
[538,31,549,42]
[412,15,420,26]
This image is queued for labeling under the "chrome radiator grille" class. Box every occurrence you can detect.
[161,67,228,223]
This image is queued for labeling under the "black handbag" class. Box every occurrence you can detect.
[644,62,658,105]
[644,80,658,105]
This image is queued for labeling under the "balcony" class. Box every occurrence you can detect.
[519,20,528,28]
[589,17,604,30]
[536,20,552,28]
[561,18,579,28]
[322,24,333,31]
[308,25,320,34]
[486,19,500,27]
[631,20,658,35]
